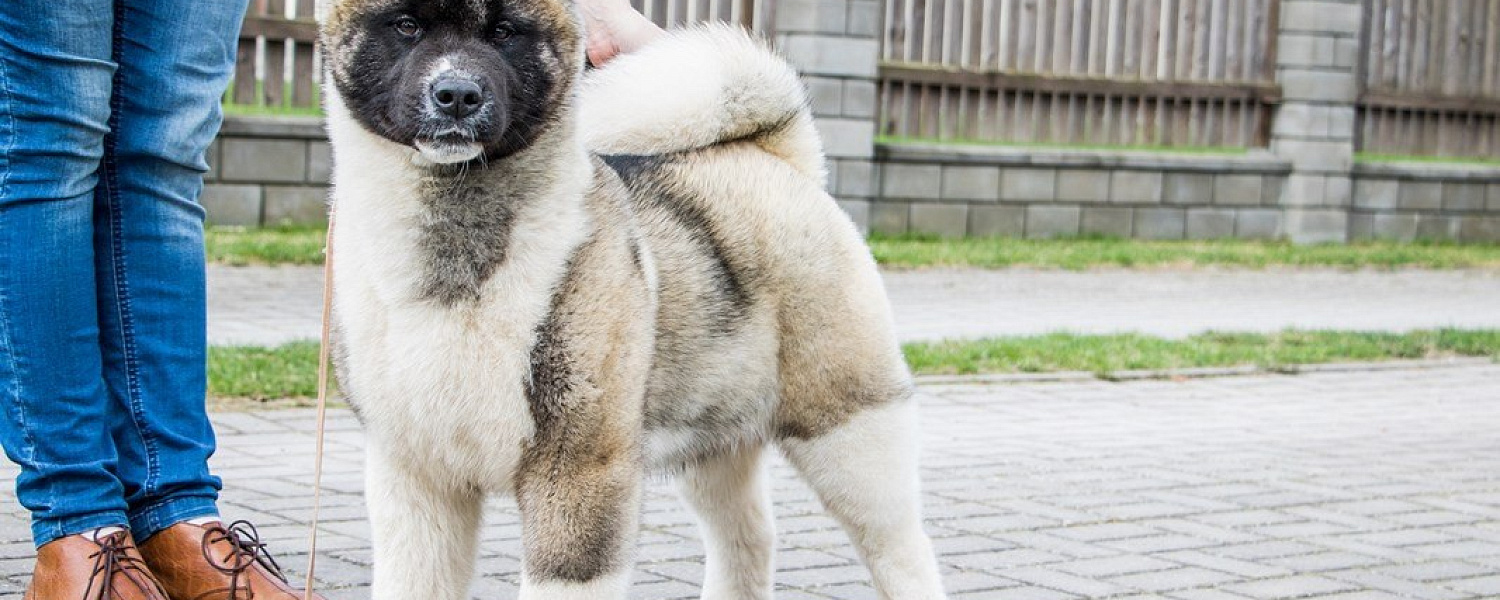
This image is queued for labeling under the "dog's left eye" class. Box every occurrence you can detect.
[392,16,422,38]
[494,21,515,41]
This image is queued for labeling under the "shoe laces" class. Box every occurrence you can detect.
[82,532,168,600]
[201,521,288,600]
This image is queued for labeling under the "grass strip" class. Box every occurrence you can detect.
[207,225,328,266]
[208,227,1500,270]
[904,329,1500,376]
[869,234,1500,270]
[207,330,1500,403]
[209,342,326,401]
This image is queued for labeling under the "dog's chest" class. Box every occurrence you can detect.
[335,237,575,490]
[349,293,544,486]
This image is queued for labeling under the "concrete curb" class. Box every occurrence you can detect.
[914,356,1496,386]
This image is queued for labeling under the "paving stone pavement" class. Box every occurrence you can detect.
[208,266,1500,346]
[1,364,1497,599]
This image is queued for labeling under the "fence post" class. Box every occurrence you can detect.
[774,0,882,231]
[1269,0,1364,243]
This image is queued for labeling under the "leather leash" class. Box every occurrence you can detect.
[304,206,335,600]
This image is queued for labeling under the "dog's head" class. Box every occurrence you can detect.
[320,0,583,165]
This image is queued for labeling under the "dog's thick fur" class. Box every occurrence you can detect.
[319,1,946,598]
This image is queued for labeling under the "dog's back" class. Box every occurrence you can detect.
[577,27,911,466]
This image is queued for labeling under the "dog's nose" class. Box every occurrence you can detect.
[432,78,484,119]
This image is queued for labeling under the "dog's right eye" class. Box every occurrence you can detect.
[392,16,422,38]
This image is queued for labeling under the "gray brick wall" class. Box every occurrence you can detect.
[775,0,880,232]
[203,116,329,227]
[1350,164,1500,243]
[870,144,1298,241]
[1268,0,1363,243]
[868,142,1500,242]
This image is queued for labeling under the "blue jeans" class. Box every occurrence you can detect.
[0,0,246,546]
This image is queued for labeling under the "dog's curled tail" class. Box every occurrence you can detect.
[579,23,826,186]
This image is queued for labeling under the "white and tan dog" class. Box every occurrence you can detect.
[318,1,946,598]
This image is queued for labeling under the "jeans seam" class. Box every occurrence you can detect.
[0,48,41,508]
[102,0,161,495]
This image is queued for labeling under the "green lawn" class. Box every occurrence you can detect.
[206,226,1500,270]
[209,342,325,400]
[208,329,1500,404]
[903,329,1500,377]
[869,234,1500,270]
[207,225,328,266]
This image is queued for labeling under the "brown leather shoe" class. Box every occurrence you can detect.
[25,529,170,600]
[138,520,324,600]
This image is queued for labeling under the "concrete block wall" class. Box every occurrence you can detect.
[1269,0,1363,243]
[1349,164,1500,243]
[872,145,1292,240]
[773,0,881,229]
[203,116,330,227]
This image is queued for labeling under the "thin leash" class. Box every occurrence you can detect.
[304,206,336,600]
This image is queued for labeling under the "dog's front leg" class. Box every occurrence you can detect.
[513,441,642,600]
[366,444,484,600]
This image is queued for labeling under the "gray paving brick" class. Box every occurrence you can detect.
[1001,566,1129,597]
[1223,575,1359,599]
[1109,567,1243,593]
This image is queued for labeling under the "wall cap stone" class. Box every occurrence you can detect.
[877,142,1292,175]
[221,116,328,139]
[1351,161,1500,184]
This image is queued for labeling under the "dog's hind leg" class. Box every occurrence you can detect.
[366,448,484,600]
[779,400,947,600]
[677,444,775,600]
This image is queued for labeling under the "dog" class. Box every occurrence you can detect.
[317,1,947,598]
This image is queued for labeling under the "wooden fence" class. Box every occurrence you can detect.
[878,0,1282,148]
[226,0,770,111]
[232,0,320,110]
[632,0,776,33]
[1356,0,1500,159]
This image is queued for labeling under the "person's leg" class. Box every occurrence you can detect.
[0,0,133,547]
[96,0,246,540]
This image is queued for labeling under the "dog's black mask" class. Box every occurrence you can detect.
[327,0,581,164]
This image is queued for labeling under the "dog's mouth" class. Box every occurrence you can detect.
[413,130,484,166]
